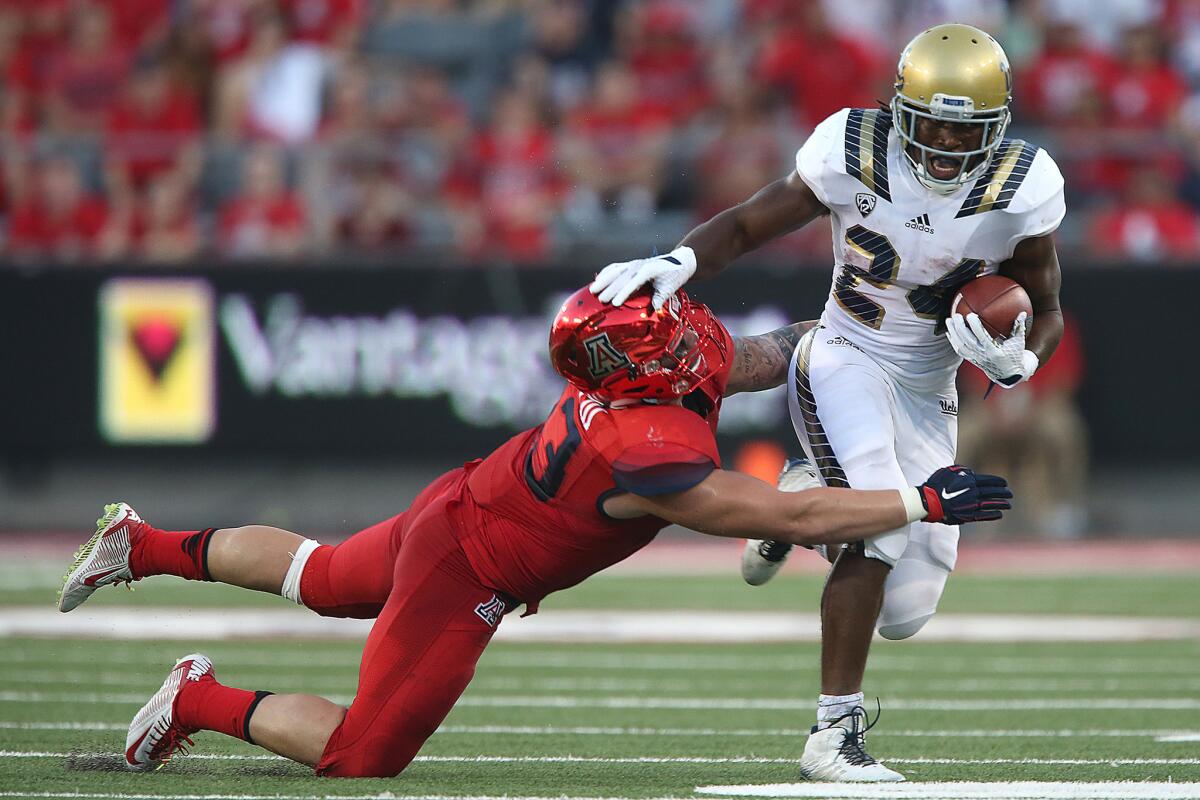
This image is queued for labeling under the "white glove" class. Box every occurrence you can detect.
[589,246,697,309]
[945,311,1039,388]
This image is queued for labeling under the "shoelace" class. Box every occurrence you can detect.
[147,721,197,767]
[757,540,793,563]
[827,701,882,767]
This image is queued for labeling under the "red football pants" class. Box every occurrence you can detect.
[298,467,509,777]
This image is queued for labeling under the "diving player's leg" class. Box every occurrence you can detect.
[316,499,503,777]
[789,331,908,782]
[877,380,959,640]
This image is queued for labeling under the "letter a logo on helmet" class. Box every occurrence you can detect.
[583,333,632,378]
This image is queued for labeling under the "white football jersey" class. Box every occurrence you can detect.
[796,108,1066,386]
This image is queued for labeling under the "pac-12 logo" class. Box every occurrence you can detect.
[583,333,632,378]
[856,193,876,217]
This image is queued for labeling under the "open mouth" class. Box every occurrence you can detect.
[928,155,964,180]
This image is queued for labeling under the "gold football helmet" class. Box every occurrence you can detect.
[891,23,1012,193]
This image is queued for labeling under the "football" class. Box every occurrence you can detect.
[951,275,1033,340]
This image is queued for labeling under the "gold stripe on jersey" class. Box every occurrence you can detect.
[955,139,1038,218]
[845,109,892,202]
[793,332,849,488]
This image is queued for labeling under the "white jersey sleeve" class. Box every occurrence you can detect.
[1000,147,1066,257]
[795,108,852,208]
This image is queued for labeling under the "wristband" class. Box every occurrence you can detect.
[899,487,927,524]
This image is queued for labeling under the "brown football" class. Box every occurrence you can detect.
[951,275,1033,340]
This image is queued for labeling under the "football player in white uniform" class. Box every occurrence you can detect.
[590,24,1065,782]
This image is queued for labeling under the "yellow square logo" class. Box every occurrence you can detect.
[99,278,215,444]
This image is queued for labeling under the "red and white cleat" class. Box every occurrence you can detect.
[125,653,212,772]
[58,502,149,613]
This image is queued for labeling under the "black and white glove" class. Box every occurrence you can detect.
[910,466,1012,525]
[589,246,697,309]
[945,311,1039,388]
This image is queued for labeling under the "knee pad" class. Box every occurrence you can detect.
[876,557,949,640]
[861,528,909,567]
[281,538,322,605]
[878,612,933,641]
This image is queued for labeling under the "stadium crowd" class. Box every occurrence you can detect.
[1,0,1198,266]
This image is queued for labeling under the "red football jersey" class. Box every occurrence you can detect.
[461,325,733,608]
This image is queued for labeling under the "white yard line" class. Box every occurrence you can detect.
[3,750,1200,766]
[7,720,1200,740]
[695,783,1200,799]
[5,691,1200,711]
[2,649,1197,676]
[5,607,1200,643]
[8,669,1199,694]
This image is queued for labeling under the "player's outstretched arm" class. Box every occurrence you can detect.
[603,466,1011,545]
[726,320,818,395]
[682,171,827,280]
[590,172,826,308]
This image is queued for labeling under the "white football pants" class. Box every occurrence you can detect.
[787,327,960,640]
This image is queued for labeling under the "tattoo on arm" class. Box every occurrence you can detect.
[725,321,818,396]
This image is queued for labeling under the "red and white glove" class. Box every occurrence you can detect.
[902,466,1012,525]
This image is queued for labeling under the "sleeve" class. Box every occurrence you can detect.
[794,108,851,208]
[608,407,720,497]
[1005,148,1066,253]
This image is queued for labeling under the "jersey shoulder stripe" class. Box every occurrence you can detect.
[955,139,1039,218]
[844,108,892,202]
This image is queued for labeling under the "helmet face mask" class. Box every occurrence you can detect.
[891,24,1013,194]
[550,287,727,405]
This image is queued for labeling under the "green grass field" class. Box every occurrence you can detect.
[1,567,1199,799]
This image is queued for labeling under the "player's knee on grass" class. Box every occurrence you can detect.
[876,557,950,640]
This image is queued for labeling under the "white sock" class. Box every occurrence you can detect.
[280,538,320,605]
[816,692,864,730]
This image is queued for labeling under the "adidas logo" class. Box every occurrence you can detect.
[905,213,935,234]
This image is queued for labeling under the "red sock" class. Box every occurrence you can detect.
[130,528,217,581]
[175,675,272,743]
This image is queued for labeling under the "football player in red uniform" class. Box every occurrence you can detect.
[57,286,1010,778]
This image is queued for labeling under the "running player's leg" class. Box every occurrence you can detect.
[877,379,958,640]
[788,329,907,782]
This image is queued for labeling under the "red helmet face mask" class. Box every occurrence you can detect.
[550,286,728,405]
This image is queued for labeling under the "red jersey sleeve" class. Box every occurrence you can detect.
[607,405,720,497]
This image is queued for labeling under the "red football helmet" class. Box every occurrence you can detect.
[549,285,729,404]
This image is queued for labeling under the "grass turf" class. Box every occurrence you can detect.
[1,569,1199,798]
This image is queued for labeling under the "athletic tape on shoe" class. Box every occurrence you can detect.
[280,538,320,605]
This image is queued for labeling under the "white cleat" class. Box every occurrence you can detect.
[58,502,148,612]
[125,653,212,771]
[741,458,822,585]
[798,706,905,782]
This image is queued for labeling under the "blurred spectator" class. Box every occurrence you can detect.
[1089,163,1200,261]
[97,0,170,52]
[333,160,415,253]
[957,315,1089,538]
[523,0,600,113]
[753,0,882,128]
[99,172,202,264]
[7,155,109,263]
[1040,0,1162,51]
[561,61,670,225]
[104,54,202,205]
[217,144,307,259]
[1019,20,1116,126]
[694,62,784,221]
[616,1,710,122]
[1107,24,1186,130]
[43,3,131,134]
[213,7,328,144]
[279,0,364,51]
[446,89,562,262]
